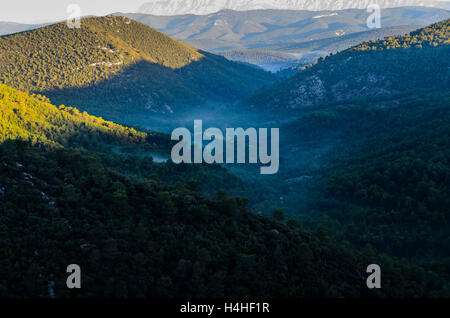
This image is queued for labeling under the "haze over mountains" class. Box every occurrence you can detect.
[138,0,450,16]
[1,83,380,298]
[2,49,432,299]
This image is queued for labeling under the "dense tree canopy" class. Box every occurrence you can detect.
[0,83,151,149]
[1,140,447,298]
[247,20,450,111]
[352,19,450,51]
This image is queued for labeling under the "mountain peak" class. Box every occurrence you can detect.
[138,0,450,16]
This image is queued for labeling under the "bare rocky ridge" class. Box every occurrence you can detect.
[139,0,450,16]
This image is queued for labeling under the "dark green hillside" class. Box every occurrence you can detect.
[1,140,448,298]
[254,87,450,289]
[239,21,450,281]
[247,19,450,111]
[0,84,447,297]
[121,7,450,52]
[0,16,274,118]
[297,91,450,261]
[0,14,449,298]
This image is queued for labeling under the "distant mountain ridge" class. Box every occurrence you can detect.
[0,22,42,36]
[122,7,450,52]
[217,25,425,72]
[139,0,450,16]
[121,7,450,71]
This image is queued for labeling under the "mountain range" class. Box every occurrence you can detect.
[0,22,42,36]
[122,7,450,51]
[217,25,424,72]
[138,0,450,16]
[120,7,450,71]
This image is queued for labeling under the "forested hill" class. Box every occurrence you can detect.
[247,19,450,111]
[0,83,169,152]
[351,18,450,50]
[1,83,446,298]
[1,138,448,297]
[0,83,447,296]
[0,16,274,119]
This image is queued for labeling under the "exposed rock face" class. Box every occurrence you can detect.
[289,75,326,107]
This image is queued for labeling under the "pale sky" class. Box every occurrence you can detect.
[1,0,450,24]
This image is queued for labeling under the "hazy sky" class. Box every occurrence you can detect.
[0,0,146,23]
[1,0,450,24]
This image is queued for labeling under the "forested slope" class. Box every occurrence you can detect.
[238,19,450,286]
[0,83,248,194]
[1,140,448,297]
[248,19,450,111]
[298,91,450,261]
[0,83,156,150]
[0,16,274,119]
[352,18,450,50]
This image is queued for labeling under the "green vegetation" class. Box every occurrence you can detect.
[1,140,448,297]
[247,20,450,111]
[0,83,247,195]
[0,83,151,150]
[235,19,450,292]
[244,89,450,290]
[0,16,202,92]
[0,16,449,298]
[0,16,274,118]
[298,91,450,262]
[353,19,450,50]
[0,82,448,297]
